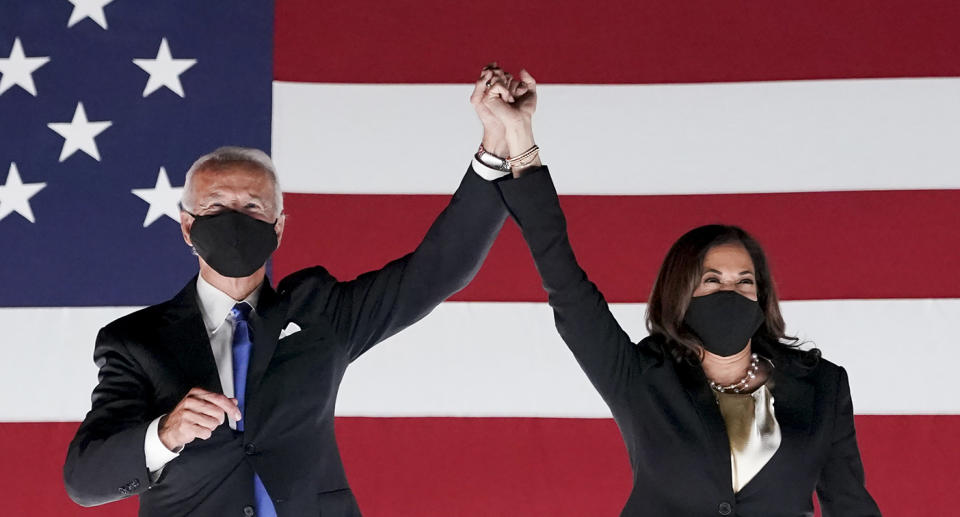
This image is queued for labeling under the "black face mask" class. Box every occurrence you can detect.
[188,210,278,278]
[683,290,765,357]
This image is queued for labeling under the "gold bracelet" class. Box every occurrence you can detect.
[506,145,540,169]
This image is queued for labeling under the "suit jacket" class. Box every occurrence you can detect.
[64,168,508,516]
[497,168,882,517]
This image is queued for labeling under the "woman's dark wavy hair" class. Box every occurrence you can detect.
[645,224,818,366]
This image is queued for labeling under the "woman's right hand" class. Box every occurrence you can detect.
[470,63,513,159]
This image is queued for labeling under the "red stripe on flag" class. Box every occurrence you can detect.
[273,189,960,302]
[3,416,957,516]
[275,0,960,84]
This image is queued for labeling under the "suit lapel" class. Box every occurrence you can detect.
[161,277,224,394]
[244,280,289,430]
[248,280,288,392]
[769,362,815,438]
[676,360,733,487]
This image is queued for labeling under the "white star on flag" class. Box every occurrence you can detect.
[133,38,197,97]
[131,167,184,227]
[47,102,113,162]
[0,37,50,96]
[0,163,47,223]
[66,0,115,30]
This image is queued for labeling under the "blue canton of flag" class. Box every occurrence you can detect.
[0,0,273,306]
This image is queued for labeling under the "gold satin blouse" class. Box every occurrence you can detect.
[715,382,782,493]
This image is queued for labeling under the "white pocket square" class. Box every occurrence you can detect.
[279,321,302,339]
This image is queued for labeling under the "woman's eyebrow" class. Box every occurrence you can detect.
[701,268,754,276]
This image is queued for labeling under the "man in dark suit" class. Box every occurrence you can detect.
[64,68,519,516]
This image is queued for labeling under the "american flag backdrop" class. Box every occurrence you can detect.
[1,0,959,515]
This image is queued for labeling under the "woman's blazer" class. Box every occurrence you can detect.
[497,168,882,517]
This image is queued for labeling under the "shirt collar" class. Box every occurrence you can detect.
[195,272,262,333]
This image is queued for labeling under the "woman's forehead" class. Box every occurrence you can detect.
[702,243,754,271]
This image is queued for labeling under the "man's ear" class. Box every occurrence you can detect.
[275,214,286,248]
[180,210,194,247]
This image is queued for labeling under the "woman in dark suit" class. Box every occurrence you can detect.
[478,67,882,516]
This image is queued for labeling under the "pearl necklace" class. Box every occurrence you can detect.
[709,353,759,394]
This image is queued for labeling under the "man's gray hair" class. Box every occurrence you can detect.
[180,146,284,214]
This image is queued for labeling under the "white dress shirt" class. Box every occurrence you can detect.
[144,273,261,474]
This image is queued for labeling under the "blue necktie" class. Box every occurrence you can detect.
[231,303,277,517]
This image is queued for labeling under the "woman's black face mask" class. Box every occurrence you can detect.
[683,290,765,357]
[187,210,278,278]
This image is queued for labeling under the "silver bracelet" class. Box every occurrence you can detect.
[476,144,512,172]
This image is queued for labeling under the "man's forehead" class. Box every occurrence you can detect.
[192,168,275,206]
[193,166,271,189]
[194,162,269,180]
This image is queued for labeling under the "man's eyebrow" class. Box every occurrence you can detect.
[198,191,224,203]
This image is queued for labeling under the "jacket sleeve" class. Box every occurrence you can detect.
[496,167,639,403]
[311,166,507,361]
[63,326,153,507]
[816,367,883,516]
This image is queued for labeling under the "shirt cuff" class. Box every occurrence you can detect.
[471,156,511,181]
[145,415,181,473]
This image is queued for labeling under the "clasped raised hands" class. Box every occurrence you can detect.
[470,62,540,175]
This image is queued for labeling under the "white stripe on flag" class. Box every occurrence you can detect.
[272,78,960,195]
[3,299,957,421]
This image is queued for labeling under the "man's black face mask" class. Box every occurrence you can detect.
[683,290,765,357]
[188,210,278,278]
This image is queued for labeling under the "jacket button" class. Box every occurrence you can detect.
[244,443,257,455]
[718,501,733,515]
[242,505,255,516]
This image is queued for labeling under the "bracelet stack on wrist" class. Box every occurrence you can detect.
[476,144,511,172]
[506,144,540,169]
